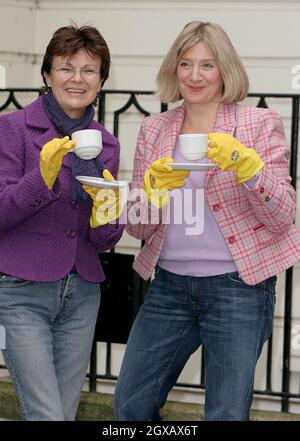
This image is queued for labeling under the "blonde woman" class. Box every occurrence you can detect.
[114,22,300,421]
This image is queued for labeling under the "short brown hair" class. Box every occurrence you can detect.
[156,21,249,104]
[41,24,110,87]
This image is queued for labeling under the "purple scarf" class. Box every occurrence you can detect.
[42,91,104,200]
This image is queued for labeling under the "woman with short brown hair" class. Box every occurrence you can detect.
[0,24,124,420]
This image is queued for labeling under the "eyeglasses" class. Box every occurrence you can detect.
[52,66,100,79]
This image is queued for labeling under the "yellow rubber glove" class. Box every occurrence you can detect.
[82,169,123,228]
[207,133,264,184]
[143,157,190,208]
[40,136,75,189]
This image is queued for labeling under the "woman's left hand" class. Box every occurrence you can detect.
[207,133,264,184]
[83,169,124,228]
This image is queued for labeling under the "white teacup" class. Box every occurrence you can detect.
[178,133,208,160]
[71,129,102,160]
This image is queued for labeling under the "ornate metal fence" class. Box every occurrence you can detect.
[0,87,299,412]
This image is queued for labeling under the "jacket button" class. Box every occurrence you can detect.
[228,236,236,244]
[260,187,265,193]
[67,228,77,238]
[212,204,220,212]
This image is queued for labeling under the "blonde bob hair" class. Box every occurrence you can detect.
[156,21,249,104]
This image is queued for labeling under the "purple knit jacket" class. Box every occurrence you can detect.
[0,96,124,282]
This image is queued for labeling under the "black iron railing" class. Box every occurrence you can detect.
[0,88,299,413]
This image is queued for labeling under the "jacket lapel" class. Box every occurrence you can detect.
[25,96,73,168]
[213,102,237,135]
[156,104,185,158]
[205,103,237,184]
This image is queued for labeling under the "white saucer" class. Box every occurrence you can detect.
[166,162,215,171]
[75,176,127,189]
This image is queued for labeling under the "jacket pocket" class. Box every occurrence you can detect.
[252,224,281,246]
[0,274,32,288]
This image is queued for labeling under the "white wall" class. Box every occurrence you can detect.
[2,1,300,91]
[0,0,300,413]
[0,1,36,87]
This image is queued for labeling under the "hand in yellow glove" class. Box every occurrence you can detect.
[143,157,190,208]
[82,169,124,228]
[207,133,264,184]
[40,136,75,189]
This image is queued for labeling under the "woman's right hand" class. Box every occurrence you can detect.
[40,136,75,189]
[82,169,124,228]
[143,157,189,208]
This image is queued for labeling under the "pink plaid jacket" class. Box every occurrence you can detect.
[126,102,300,285]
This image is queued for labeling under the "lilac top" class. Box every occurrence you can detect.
[158,139,237,276]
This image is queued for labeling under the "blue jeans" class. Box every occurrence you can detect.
[0,272,100,420]
[114,267,276,421]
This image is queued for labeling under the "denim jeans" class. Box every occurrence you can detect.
[0,272,101,420]
[114,266,276,421]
